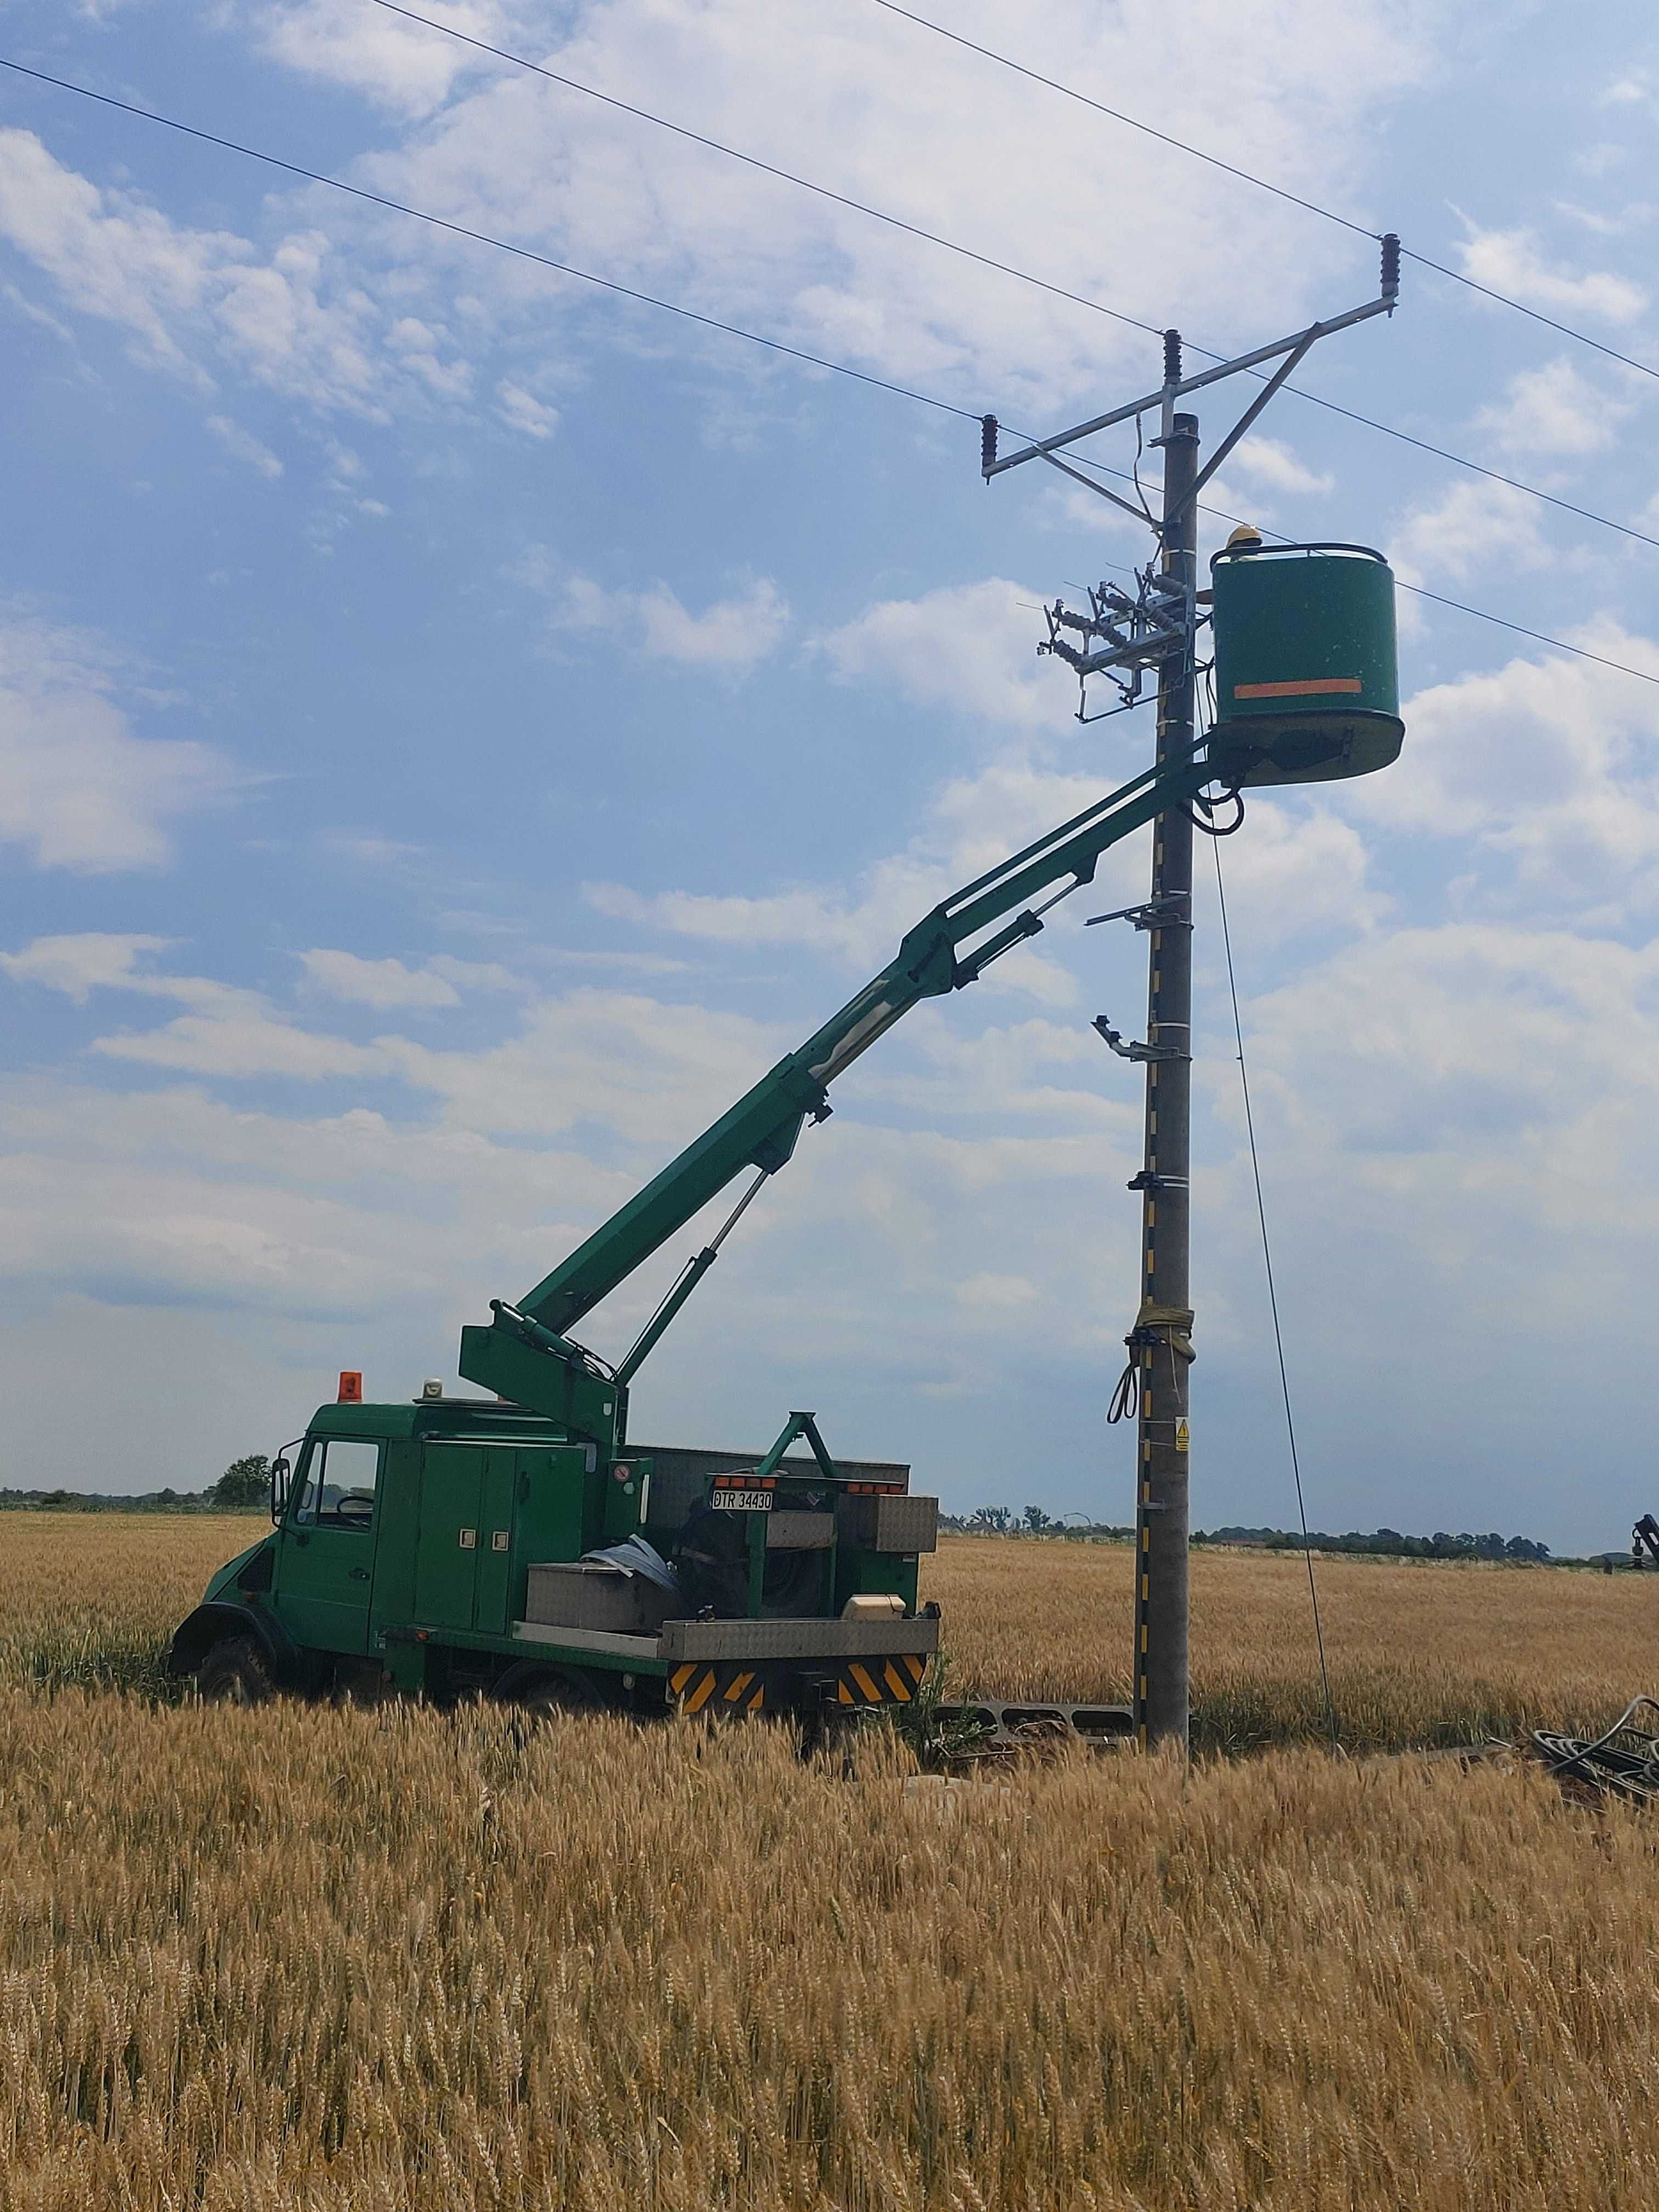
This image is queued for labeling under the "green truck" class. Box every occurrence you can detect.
[172,567,1401,1724]
[172,1397,938,1718]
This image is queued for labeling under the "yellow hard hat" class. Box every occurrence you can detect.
[1226,523,1263,549]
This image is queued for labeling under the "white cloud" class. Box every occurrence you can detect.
[1602,69,1653,110]
[495,380,560,438]
[818,579,1065,732]
[585,741,1135,988]
[548,569,789,670]
[247,0,529,119]
[0,933,171,1003]
[255,0,1435,416]
[0,132,394,415]
[206,414,284,478]
[95,1009,391,1084]
[636,579,788,668]
[3,2,1447,503]
[1350,626,1659,910]
[426,955,531,991]
[1389,478,1550,590]
[0,131,515,434]
[1554,197,1654,238]
[1229,436,1334,496]
[1472,357,1629,458]
[1451,217,1646,324]
[0,612,236,871]
[1199,799,1386,948]
[298,949,462,1009]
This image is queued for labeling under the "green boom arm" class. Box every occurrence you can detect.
[459,742,1211,1433]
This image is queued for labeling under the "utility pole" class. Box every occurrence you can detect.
[1135,372,1198,1749]
[980,241,1400,1751]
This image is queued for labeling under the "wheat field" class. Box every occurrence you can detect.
[4,1515,1659,2208]
[933,1536,1659,1751]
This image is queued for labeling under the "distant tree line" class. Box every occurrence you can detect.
[0,1455,271,1515]
[941,1510,1554,1562]
[939,1506,1134,1540]
[1197,1525,1552,1562]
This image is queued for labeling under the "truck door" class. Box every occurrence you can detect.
[273,1435,382,1654]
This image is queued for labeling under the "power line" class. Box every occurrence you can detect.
[1061,452,1659,686]
[870,0,1373,242]
[869,0,1659,390]
[1265,386,1659,553]
[365,1,1659,561]
[368,0,1167,349]
[0,56,978,426]
[1043,443,1659,681]
[4,54,1656,694]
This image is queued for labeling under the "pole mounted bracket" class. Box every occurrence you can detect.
[1126,1169,1187,1194]
[1093,1014,1188,1064]
[1085,893,1192,933]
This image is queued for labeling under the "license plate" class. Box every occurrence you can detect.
[710,1489,773,1512]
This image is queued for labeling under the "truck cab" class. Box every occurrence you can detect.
[172,1389,939,1720]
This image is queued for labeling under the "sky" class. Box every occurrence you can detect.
[2,0,1658,1551]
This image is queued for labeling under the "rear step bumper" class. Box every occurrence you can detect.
[511,1615,939,1663]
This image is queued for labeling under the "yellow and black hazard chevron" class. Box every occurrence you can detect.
[834,1651,927,1708]
[668,1662,768,1714]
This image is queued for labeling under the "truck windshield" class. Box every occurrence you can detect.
[292,1438,382,1530]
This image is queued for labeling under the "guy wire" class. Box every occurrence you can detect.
[1211,839,1340,1751]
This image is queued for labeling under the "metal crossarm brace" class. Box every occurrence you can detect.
[983,236,1400,488]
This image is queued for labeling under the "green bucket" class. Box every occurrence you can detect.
[1206,542,1403,789]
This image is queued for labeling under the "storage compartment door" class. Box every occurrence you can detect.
[415,1444,487,1630]
[472,1447,518,1637]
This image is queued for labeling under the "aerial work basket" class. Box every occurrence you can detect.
[1205,540,1403,790]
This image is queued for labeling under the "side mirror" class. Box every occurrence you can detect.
[270,1456,291,1524]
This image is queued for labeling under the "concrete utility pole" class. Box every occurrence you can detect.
[980,245,1400,1753]
[1133,391,1198,1749]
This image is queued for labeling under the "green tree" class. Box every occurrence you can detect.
[213,1454,270,1510]
[1023,1505,1052,1532]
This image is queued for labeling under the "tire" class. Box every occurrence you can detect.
[510,1668,610,1718]
[196,1634,277,1706]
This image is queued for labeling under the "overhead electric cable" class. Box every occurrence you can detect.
[0,56,979,425]
[1052,448,1659,687]
[5,55,1656,693]
[366,0,1659,557]
[366,0,1168,349]
[868,0,1659,389]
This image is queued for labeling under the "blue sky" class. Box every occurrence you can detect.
[2,0,1658,1549]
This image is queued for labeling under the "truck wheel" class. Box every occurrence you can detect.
[196,1635,276,1706]
[511,1668,608,1718]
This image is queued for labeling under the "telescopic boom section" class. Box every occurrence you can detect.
[459,743,1212,1428]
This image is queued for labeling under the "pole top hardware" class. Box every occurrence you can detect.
[1093,1014,1188,1064]
[1039,568,1199,724]
[981,246,1402,490]
[1085,892,1191,932]
[991,244,1400,724]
